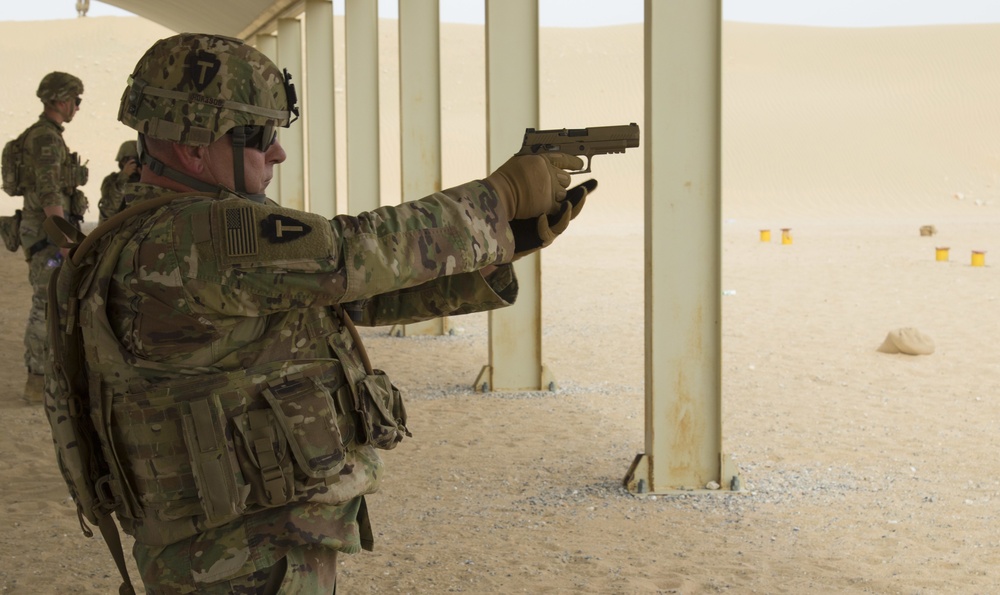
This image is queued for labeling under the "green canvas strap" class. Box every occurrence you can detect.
[98,515,137,595]
[333,305,374,377]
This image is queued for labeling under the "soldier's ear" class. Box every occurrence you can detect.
[172,143,209,175]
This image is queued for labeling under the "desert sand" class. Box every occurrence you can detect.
[2,15,1000,594]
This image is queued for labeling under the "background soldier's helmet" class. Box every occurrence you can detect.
[115,140,139,163]
[37,72,84,103]
[118,33,298,146]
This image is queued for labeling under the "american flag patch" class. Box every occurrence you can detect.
[225,206,258,257]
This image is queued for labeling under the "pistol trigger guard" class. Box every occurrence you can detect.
[572,155,593,175]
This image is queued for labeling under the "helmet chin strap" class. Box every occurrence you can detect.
[138,134,267,204]
[230,126,248,195]
[228,130,268,204]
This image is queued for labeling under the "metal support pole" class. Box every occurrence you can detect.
[304,0,337,217]
[345,0,381,215]
[475,0,550,393]
[277,17,306,211]
[623,0,738,494]
[395,0,448,337]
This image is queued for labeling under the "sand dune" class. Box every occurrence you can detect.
[2,18,998,223]
[723,23,1000,222]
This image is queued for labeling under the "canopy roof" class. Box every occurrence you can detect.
[100,0,303,39]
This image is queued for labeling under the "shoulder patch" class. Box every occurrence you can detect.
[261,213,312,243]
[210,199,337,269]
[224,205,258,257]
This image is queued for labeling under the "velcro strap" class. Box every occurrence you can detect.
[182,398,245,525]
[248,409,290,506]
[147,118,184,143]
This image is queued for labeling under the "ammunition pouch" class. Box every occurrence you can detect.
[66,153,89,187]
[108,359,351,543]
[328,306,411,451]
[69,188,88,223]
[352,370,408,450]
[0,210,21,252]
[106,354,408,547]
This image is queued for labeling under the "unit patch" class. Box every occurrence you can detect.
[187,50,221,92]
[224,205,258,257]
[261,214,312,243]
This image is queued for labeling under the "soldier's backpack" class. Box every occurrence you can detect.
[1,122,44,197]
[44,194,187,595]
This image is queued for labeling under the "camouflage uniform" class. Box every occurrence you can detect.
[20,112,87,374]
[74,177,515,593]
[98,141,139,222]
[97,170,126,222]
[46,32,586,595]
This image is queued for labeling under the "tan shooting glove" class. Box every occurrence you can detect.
[509,178,596,260]
[484,153,584,220]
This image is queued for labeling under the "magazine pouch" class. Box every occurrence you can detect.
[261,372,345,478]
[353,370,409,450]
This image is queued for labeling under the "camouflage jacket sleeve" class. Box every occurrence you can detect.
[346,263,517,326]
[137,179,517,323]
[25,124,68,208]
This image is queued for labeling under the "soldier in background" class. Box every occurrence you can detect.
[47,33,592,594]
[20,71,88,402]
[98,140,140,222]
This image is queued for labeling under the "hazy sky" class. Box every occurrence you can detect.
[6,0,1000,28]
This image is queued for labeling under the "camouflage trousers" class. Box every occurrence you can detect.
[24,245,59,375]
[148,546,338,595]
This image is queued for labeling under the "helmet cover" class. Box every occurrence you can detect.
[118,33,298,146]
[37,72,84,103]
[115,140,139,162]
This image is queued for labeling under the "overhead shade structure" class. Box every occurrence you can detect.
[99,0,302,39]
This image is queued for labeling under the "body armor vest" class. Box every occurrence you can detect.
[49,194,408,549]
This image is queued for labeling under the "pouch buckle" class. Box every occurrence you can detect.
[248,410,290,506]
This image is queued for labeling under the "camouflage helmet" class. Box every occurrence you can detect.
[115,140,139,163]
[37,72,84,103]
[118,33,298,146]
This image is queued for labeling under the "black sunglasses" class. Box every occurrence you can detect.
[74,96,82,107]
[228,125,277,152]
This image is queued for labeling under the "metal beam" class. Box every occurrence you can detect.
[396,0,448,337]
[239,0,303,39]
[623,0,738,494]
[477,0,547,392]
[277,17,306,211]
[345,0,381,214]
[304,0,337,217]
